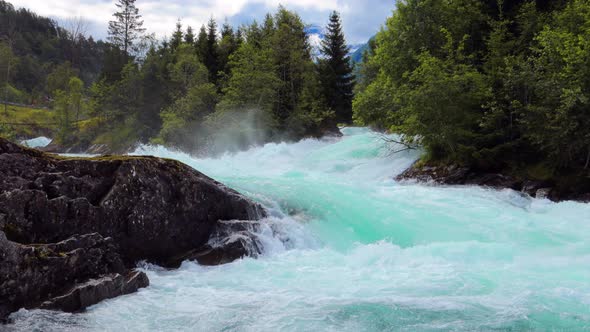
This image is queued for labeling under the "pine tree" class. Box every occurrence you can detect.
[272,7,312,128]
[218,23,238,81]
[170,19,183,50]
[205,18,219,84]
[319,11,355,123]
[262,13,275,39]
[221,22,233,39]
[195,25,208,62]
[107,0,146,61]
[235,28,244,46]
[185,26,195,44]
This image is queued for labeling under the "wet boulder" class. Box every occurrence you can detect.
[0,138,267,321]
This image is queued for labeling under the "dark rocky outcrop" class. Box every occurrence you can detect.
[42,141,128,155]
[172,220,264,267]
[40,271,149,312]
[397,163,590,202]
[0,138,267,321]
[0,232,144,320]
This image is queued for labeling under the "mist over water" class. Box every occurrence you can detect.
[8,128,590,331]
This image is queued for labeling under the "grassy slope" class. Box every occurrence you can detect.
[0,104,56,139]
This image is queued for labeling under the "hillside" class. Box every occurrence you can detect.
[0,0,105,105]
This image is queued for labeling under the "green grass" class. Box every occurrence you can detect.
[0,104,56,139]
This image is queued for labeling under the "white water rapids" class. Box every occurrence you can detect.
[7,127,590,331]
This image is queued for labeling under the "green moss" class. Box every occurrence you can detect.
[35,248,51,259]
[413,157,430,169]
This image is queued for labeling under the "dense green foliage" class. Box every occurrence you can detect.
[354,0,590,179]
[1,1,354,153]
[92,6,340,153]
[0,0,105,103]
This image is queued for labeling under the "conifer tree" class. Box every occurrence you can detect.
[170,19,183,50]
[272,7,313,128]
[319,11,355,123]
[107,0,146,61]
[218,23,239,80]
[185,26,195,44]
[262,13,275,39]
[195,25,208,61]
[205,18,219,84]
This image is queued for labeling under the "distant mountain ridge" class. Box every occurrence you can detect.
[350,42,369,63]
[304,24,369,63]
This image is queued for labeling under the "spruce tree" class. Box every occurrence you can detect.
[262,13,275,39]
[107,0,146,61]
[205,18,219,84]
[185,26,195,44]
[195,25,208,61]
[319,11,354,124]
[170,20,183,50]
[218,23,238,80]
[221,22,233,39]
[235,28,244,46]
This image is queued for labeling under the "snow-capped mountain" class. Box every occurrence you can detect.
[305,24,367,62]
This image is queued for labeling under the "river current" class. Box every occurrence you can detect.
[7,127,590,331]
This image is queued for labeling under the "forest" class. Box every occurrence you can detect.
[0,0,353,153]
[354,0,590,186]
[2,0,590,186]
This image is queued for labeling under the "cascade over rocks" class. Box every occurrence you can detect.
[0,138,267,321]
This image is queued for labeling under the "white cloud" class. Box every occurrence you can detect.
[308,33,323,48]
[8,0,391,43]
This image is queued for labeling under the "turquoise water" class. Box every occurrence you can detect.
[8,128,590,331]
[20,136,52,148]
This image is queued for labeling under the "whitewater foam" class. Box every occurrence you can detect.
[20,136,52,148]
[7,128,590,331]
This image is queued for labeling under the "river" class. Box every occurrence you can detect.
[8,127,590,331]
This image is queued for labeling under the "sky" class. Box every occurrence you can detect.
[8,0,395,45]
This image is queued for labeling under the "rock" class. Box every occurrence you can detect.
[397,162,534,197]
[0,138,267,320]
[196,220,264,266]
[191,240,254,266]
[0,232,143,321]
[86,144,115,155]
[522,180,552,197]
[398,161,590,202]
[0,138,266,265]
[42,141,128,155]
[535,188,552,199]
[396,163,472,185]
[303,119,343,140]
[166,220,264,267]
[40,271,149,312]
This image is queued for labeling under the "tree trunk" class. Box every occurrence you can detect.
[4,59,10,115]
[76,102,80,123]
[585,146,590,169]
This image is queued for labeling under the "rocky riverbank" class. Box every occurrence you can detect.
[0,138,267,321]
[397,163,590,202]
